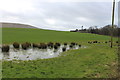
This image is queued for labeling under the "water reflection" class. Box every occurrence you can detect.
[2,52,9,58]
[0,45,86,61]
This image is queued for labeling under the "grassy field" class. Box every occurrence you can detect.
[2,28,117,44]
[2,28,118,78]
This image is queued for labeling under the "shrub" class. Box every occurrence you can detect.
[62,47,66,52]
[25,42,31,48]
[105,41,108,43]
[79,45,81,47]
[32,43,38,48]
[47,42,54,48]
[21,43,28,50]
[13,42,19,49]
[54,45,58,49]
[71,42,76,45]
[64,43,67,45]
[2,45,10,52]
[40,43,47,49]
[116,41,118,43]
[88,41,92,44]
[55,43,61,46]
[93,41,98,43]
[69,44,73,48]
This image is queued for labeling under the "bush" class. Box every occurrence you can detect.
[64,43,67,45]
[71,42,76,45]
[32,43,38,48]
[55,43,61,46]
[47,42,54,48]
[40,43,47,49]
[62,47,66,52]
[79,45,81,47]
[54,45,58,49]
[25,42,31,48]
[93,41,98,43]
[69,44,73,48]
[13,42,20,49]
[2,45,10,52]
[21,43,29,50]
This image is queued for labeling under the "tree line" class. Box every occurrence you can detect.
[70,25,120,37]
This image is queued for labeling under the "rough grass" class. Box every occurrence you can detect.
[1,28,118,78]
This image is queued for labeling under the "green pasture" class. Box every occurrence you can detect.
[2,28,117,44]
[1,28,118,78]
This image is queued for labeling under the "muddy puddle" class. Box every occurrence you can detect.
[0,45,86,61]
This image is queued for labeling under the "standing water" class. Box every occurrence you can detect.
[0,44,86,61]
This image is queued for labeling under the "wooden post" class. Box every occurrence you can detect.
[111,0,115,48]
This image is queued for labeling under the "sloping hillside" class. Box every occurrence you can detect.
[2,27,117,44]
[0,22,38,29]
